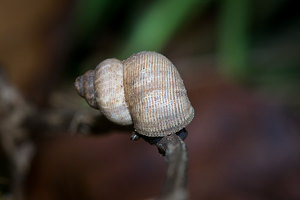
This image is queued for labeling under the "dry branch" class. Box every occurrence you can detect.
[0,68,190,200]
[155,132,188,200]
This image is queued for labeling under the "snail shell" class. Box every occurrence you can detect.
[75,51,194,137]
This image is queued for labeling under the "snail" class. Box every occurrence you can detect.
[75,51,194,137]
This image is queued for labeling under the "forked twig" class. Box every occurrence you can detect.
[138,129,189,200]
[156,132,188,200]
[156,134,188,200]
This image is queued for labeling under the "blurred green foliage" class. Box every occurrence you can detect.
[118,0,209,58]
[218,0,250,80]
[70,0,300,109]
[72,0,209,59]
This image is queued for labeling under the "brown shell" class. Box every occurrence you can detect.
[123,51,194,137]
[94,59,132,125]
[75,51,194,137]
[75,70,99,109]
[74,59,132,125]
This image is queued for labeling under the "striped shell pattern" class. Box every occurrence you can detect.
[75,51,194,137]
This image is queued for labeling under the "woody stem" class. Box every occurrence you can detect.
[155,130,188,200]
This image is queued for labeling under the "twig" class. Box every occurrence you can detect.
[0,68,34,200]
[1,67,189,200]
[155,131,189,200]
[136,129,189,200]
[0,68,98,199]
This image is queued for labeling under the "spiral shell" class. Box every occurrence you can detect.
[94,58,132,125]
[75,59,132,125]
[75,70,98,109]
[123,52,194,136]
[75,51,194,137]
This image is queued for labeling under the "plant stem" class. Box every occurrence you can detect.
[155,131,188,200]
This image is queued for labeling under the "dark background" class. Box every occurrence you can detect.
[0,0,300,199]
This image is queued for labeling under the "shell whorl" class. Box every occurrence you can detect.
[75,70,99,109]
[123,51,194,137]
[94,59,132,125]
[75,59,132,125]
[75,51,194,137]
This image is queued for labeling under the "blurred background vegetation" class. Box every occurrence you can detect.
[0,0,299,110]
[0,0,299,106]
[0,0,300,199]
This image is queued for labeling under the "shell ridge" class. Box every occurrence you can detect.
[80,51,195,137]
[94,59,132,125]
